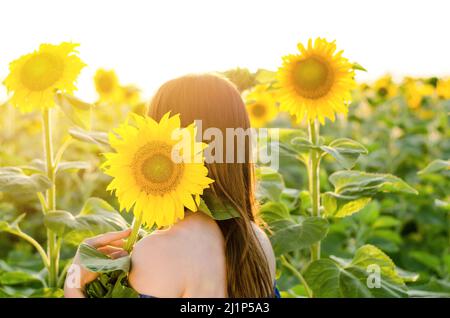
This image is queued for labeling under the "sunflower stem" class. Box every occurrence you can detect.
[280,255,313,298]
[42,109,59,288]
[308,119,321,262]
[6,228,50,270]
[125,212,143,253]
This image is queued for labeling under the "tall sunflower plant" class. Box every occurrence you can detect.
[255,38,419,298]
[0,42,133,296]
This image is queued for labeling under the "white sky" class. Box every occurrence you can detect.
[0,0,449,102]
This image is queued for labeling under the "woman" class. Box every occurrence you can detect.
[65,74,278,298]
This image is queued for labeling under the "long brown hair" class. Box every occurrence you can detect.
[148,73,273,297]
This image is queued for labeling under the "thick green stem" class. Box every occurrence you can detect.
[280,255,313,298]
[124,212,143,253]
[308,120,321,262]
[42,109,59,287]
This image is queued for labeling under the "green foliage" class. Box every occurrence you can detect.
[256,167,285,202]
[84,271,138,298]
[44,198,129,245]
[55,92,92,130]
[320,138,368,170]
[304,245,407,297]
[418,159,450,175]
[323,171,418,218]
[270,217,329,255]
[78,243,130,273]
[78,243,138,298]
[0,167,51,193]
[0,70,448,298]
[199,193,241,220]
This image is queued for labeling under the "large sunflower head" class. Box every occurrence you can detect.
[94,69,121,103]
[245,85,278,127]
[3,42,85,112]
[277,38,356,124]
[103,112,214,228]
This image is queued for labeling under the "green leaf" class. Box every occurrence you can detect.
[323,193,372,218]
[199,194,240,220]
[55,161,90,174]
[85,271,138,298]
[78,243,130,273]
[290,137,315,152]
[19,159,46,174]
[396,267,419,283]
[323,171,417,218]
[408,278,450,298]
[321,138,368,170]
[304,245,407,298]
[259,202,290,224]
[330,170,418,196]
[29,288,64,298]
[0,167,51,194]
[69,128,110,147]
[350,245,404,285]
[274,129,310,160]
[0,214,26,234]
[270,217,329,255]
[372,216,401,228]
[353,62,367,72]
[55,92,92,130]
[409,251,441,273]
[418,159,450,175]
[255,167,285,202]
[44,197,129,245]
[0,271,41,286]
[255,69,276,84]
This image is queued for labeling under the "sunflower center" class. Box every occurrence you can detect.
[142,154,174,183]
[132,142,184,195]
[20,53,64,91]
[292,56,334,99]
[251,103,267,118]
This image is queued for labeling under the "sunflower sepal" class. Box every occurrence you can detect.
[352,62,367,72]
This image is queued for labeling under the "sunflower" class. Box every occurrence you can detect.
[437,78,450,99]
[103,112,214,228]
[94,69,121,103]
[373,75,398,98]
[277,38,356,124]
[119,85,141,106]
[245,85,278,127]
[403,78,434,109]
[3,42,85,112]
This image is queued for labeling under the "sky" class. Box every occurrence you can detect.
[0,0,449,102]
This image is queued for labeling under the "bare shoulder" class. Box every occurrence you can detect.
[129,212,226,297]
[251,222,276,280]
[128,227,186,297]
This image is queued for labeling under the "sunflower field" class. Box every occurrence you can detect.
[0,40,449,298]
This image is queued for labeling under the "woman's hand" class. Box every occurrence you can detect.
[64,229,131,298]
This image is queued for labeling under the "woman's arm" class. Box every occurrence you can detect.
[64,229,131,298]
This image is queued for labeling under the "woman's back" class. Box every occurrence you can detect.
[128,211,275,297]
